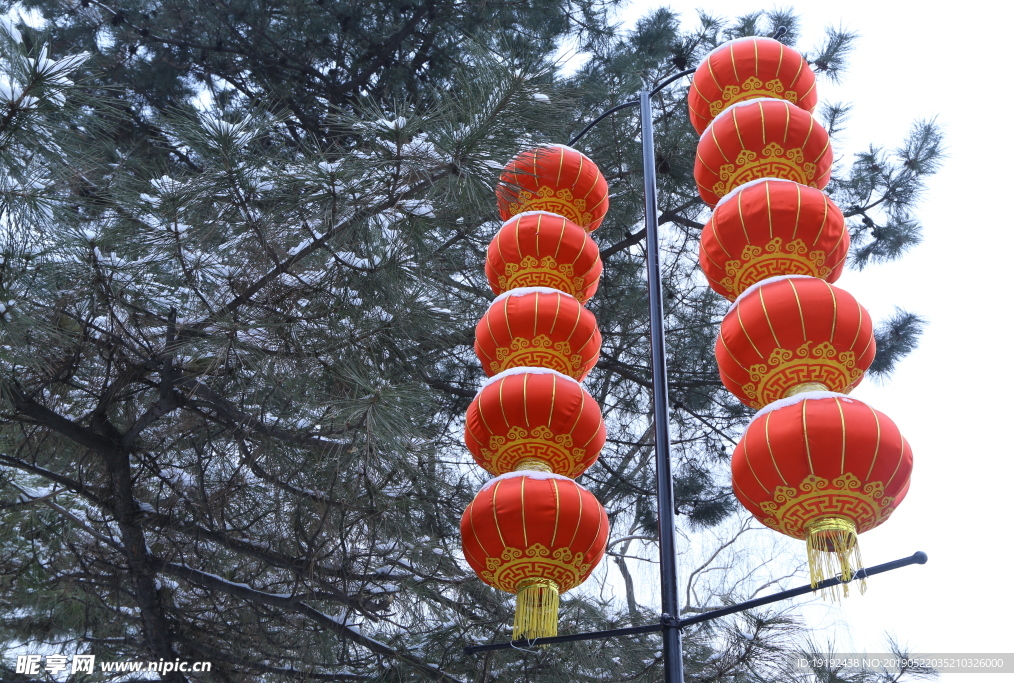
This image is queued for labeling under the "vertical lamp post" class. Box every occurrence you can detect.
[639,86,685,683]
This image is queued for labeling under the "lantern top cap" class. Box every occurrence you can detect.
[752,389,856,419]
[525,143,596,165]
[727,274,815,313]
[717,176,803,207]
[512,144,598,167]
[748,391,865,428]
[478,470,579,493]
[491,286,578,305]
[499,210,581,229]
[707,35,781,58]
[479,366,581,391]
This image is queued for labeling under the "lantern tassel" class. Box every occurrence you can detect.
[512,578,559,640]
[806,516,865,599]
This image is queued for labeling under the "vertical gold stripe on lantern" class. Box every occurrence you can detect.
[864,405,883,480]
[790,55,805,87]
[827,284,838,343]
[733,111,747,150]
[546,374,557,427]
[788,278,807,340]
[520,476,528,548]
[568,484,583,549]
[836,397,848,472]
[883,437,909,490]
[498,378,510,429]
[759,102,766,145]
[491,480,508,548]
[763,412,790,486]
[793,186,805,240]
[802,399,815,476]
[550,478,561,547]
[758,287,782,348]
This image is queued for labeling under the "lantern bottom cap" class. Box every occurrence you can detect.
[806,516,865,599]
[515,458,554,473]
[513,578,559,641]
[783,381,831,398]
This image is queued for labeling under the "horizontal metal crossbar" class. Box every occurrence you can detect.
[463,551,927,654]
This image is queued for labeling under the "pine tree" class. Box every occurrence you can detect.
[0,2,943,681]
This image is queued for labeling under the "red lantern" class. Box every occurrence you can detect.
[486,211,603,304]
[496,146,610,232]
[700,179,849,300]
[694,98,832,206]
[732,393,912,590]
[461,472,609,638]
[716,276,875,409]
[475,288,602,380]
[688,37,818,135]
[465,368,605,478]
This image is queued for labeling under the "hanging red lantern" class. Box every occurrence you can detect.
[486,211,603,304]
[461,472,609,638]
[465,368,605,478]
[700,179,849,300]
[496,146,610,232]
[716,276,875,409]
[732,393,912,591]
[694,98,832,206]
[688,36,818,135]
[475,287,602,380]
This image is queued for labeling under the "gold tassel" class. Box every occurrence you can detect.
[512,578,559,640]
[806,516,865,599]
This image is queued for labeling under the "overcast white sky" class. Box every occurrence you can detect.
[609,0,1023,672]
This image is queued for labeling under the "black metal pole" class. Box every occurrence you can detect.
[639,88,685,683]
[464,551,928,654]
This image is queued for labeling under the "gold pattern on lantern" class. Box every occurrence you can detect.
[708,76,799,116]
[497,257,587,302]
[758,473,895,540]
[713,144,820,197]
[491,336,584,377]
[505,187,595,229]
[480,426,586,475]
[482,544,594,593]
[743,341,862,408]
[720,238,829,297]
